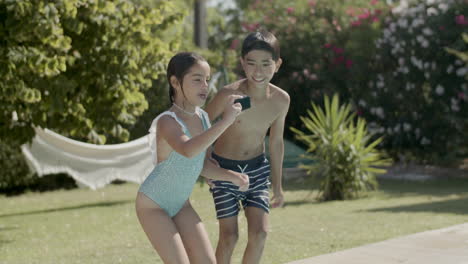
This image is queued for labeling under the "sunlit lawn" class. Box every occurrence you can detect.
[1,177,468,264]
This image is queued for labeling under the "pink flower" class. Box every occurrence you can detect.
[288,17,297,24]
[242,22,260,32]
[458,92,466,100]
[287,7,294,14]
[455,15,468,25]
[357,109,363,116]
[323,43,333,48]
[333,47,344,54]
[230,39,239,50]
[358,11,370,20]
[370,0,378,5]
[351,20,362,27]
[346,8,355,16]
[346,59,353,69]
[308,0,316,7]
[309,74,318,80]
[333,56,345,65]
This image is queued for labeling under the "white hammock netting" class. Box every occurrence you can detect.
[21,128,154,190]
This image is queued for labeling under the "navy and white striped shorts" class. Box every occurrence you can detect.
[210,152,270,219]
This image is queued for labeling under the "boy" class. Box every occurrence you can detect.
[205,29,289,264]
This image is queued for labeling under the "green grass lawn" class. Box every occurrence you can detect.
[1,177,468,264]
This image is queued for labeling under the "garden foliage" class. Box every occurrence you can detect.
[0,0,183,191]
[291,94,390,201]
[221,0,467,163]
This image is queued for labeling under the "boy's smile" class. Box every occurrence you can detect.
[241,50,281,88]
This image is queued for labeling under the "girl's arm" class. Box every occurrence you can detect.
[204,88,232,122]
[205,80,245,121]
[200,155,249,191]
[159,95,243,158]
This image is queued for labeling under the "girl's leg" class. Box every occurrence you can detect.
[135,192,190,264]
[173,201,216,264]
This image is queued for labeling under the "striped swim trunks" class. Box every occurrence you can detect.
[210,152,271,219]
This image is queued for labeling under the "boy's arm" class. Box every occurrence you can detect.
[268,95,290,208]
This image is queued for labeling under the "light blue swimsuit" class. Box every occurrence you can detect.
[139,108,211,217]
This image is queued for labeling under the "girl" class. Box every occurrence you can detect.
[135,52,249,263]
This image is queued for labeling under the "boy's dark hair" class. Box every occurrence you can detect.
[241,29,280,61]
[166,52,206,104]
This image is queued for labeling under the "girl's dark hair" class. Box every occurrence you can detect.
[167,52,207,104]
[241,29,280,61]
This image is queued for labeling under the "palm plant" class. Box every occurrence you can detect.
[290,94,391,201]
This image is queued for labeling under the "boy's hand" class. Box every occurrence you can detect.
[271,192,284,208]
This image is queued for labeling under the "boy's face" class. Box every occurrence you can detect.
[241,50,282,88]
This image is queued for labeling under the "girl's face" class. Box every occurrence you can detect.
[173,61,211,107]
[241,49,282,88]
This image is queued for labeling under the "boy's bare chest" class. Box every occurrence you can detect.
[233,102,277,128]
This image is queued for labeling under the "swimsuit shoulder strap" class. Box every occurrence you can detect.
[148,111,188,165]
[197,108,212,130]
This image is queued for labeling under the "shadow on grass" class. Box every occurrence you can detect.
[366,196,468,215]
[0,200,132,218]
[283,199,319,207]
[377,178,468,198]
[0,226,18,247]
[0,239,14,247]
[0,226,18,232]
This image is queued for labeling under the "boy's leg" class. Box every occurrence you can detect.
[242,206,269,264]
[173,201,216,264]
[216,216,239,264]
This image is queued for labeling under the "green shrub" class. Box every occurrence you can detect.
[291,94,390,201]
[0,0,184,191]
[0,140,35,193]
[0,0,183,144]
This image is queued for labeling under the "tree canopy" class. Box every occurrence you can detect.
[0,0,184,144]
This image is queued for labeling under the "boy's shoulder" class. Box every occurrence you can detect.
[269,84,290,107]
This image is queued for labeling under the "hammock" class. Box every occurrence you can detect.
[21,128,154,190]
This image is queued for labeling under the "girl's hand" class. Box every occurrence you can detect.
[222,95,243,124]
[205,157,220,188]
[234,172,249,192]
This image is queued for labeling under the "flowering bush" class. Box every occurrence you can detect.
[217,0,467,163]
[224,0,391,140]
[359,0,467,162]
